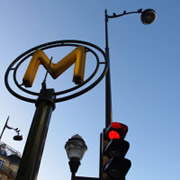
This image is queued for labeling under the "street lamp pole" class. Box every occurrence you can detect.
[0,116,10,140]
[104,8,156,128]
[105,9,112,128]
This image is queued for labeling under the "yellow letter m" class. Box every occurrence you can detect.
[22,46,86,87]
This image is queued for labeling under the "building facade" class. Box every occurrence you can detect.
[0,141,21,180]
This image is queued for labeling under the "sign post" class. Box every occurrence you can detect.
[16,87,56,180]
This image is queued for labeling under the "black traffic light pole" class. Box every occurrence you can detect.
[105,9,113,129]
[16,87,56,180]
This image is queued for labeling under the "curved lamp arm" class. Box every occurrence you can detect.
[106,9,142,19]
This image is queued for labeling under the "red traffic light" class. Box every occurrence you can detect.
[101,122,131,180]
[108,130,120,140]
[106,122,128,140]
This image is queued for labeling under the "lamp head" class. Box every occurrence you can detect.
[141,9,156,25]
[65,134,87,174]
[13,135,23,141]
[65,134,87,161]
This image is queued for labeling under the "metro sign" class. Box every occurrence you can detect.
[23,46,86,87]
[5,40,107,103]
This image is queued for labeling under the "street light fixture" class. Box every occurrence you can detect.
[104,8,156,128]
[0,116,23,141]
[65,134,87,178]
[141,9,156,24]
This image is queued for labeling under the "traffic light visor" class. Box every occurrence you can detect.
[111,122,122,129]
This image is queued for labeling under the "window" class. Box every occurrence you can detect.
[0,159,4,169]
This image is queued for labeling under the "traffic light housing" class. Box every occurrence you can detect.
[100,122,131,180]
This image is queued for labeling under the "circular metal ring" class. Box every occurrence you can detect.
[4,40,107,103]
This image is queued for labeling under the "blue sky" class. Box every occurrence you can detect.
[0,0,180,180]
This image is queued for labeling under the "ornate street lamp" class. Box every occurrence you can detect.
[65,134,88,178]
[104,8,156,128]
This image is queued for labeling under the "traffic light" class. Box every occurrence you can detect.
[100,122,131,180]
